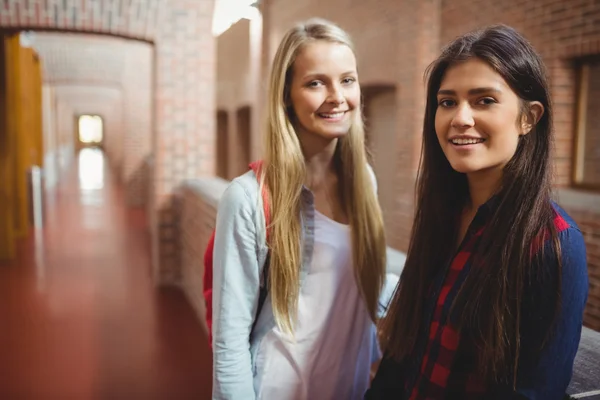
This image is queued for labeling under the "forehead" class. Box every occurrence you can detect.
[293,41,357,75]
[439,58,511,93]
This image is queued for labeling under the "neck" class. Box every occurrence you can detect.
[297,129,338,188]
[466,168,503,211]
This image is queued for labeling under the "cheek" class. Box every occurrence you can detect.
[434,112,447,141]
[290,98,313,124]
[295,93,325,115]
[346,88,361,110]
[488,118,521,151]
[503,132,522,156]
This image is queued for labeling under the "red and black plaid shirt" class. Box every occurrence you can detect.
[406,200,571,399]
[408,211,488,399]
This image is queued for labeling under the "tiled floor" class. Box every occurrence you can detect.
[0,148,212,399]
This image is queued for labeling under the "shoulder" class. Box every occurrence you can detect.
[550,202,587,264]
[218,170,261,215]
[551,201,581,233]
[527,202,587,292]
[546,202,588,291]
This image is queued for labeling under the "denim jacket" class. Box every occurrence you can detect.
[211,166,399,400]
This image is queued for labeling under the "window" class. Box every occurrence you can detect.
[78,115,103,144]
[574,60,600,190]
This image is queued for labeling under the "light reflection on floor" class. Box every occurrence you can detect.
[78,147,105,191]
[77,148,107,229]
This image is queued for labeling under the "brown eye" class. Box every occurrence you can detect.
[477,97,497,105]
[438,99,455,108]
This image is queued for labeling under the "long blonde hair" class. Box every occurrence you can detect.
[262,18,387,334]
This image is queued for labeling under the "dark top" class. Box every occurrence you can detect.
[365,201,589,400]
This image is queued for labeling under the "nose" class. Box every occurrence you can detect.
[451,103,474,128]
[327,84,345,105]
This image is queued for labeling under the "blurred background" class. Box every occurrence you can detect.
[0,0,598,398]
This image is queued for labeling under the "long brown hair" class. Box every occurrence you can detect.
[263,18,387,335]
[378,24,561,386]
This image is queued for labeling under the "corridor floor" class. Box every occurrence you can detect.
[0,148,213,399]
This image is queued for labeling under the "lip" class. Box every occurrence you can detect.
[450,142,483,151]
[448,134,486,149]
[448,134,485,141]
[317,110,348,122]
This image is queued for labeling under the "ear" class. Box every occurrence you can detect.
[521,101,545,135]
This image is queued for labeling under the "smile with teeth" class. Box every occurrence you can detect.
[318,111,345,119]
[451,138,486,145]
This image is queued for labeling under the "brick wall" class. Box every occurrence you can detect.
[363,86,399,243]
[121,41,152,207]
[1,1,218,285]
[581,62,600,187]
[557,188,600,331]
[0,0,161,42]
[568,208,600,330]
[216,17,263,180]
[54,96,74,173]
[152,0,216,284]
[217,19,251,180]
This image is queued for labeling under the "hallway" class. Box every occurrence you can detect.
[0,148,212,399]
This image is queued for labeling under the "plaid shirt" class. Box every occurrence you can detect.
[408,204,490,399]
[365,198,587,400]
[406,200,573,399]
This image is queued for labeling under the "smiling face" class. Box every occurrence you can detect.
[434,57,530,179]
[288,40,360,142]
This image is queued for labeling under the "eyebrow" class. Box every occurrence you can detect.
[303,71,357,79]
[437,87,502,96]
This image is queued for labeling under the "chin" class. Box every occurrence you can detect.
[311,127,350,140]
[324,133,349,142]
[325,130,350,138]
[448,160,480,174]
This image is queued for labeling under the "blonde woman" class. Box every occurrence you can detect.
[212,18,398,400]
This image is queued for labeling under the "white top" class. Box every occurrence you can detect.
[252,210,381,400]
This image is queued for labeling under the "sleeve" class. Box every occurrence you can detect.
[496,226,589,400]
[212,180,261,400]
